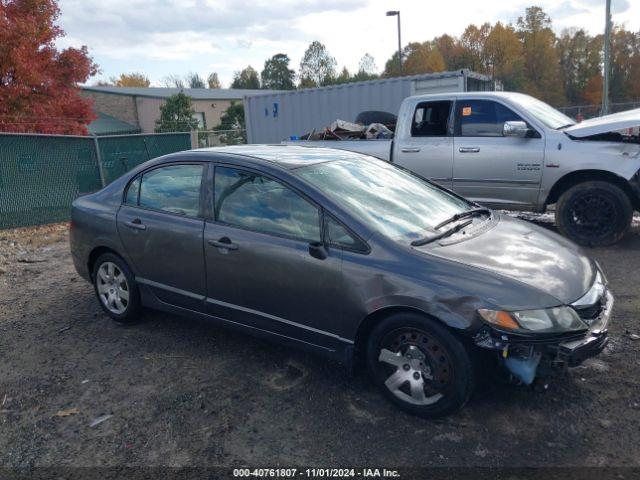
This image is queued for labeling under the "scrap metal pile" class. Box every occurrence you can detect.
[298,111,396,141]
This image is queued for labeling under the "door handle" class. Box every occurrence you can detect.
[401,147,421,153]
[207,237,239,251]
[459,147,480,153]
[124,219,146,231]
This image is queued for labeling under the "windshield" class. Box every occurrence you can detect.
[298,158,470,242]
[510,94,575,129]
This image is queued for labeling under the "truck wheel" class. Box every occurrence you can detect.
[556,180,633,247]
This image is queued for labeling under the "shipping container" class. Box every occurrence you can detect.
[244,69,495,144]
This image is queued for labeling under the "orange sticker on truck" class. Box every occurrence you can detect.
[462,106,472,116]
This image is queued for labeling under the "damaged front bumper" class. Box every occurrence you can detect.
[473,290,614,384]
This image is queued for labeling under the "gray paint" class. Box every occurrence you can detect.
[244,70,494,144]
[70,145,600,365]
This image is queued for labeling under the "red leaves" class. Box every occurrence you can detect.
[0,0,98,135]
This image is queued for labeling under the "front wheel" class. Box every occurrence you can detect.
[556,181,633,247]
[92,252,141,323]
[366,313,475,418]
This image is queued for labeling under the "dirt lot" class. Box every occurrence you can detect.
[1,217,639,472]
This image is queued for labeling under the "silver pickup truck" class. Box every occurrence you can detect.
[287,92,640,246]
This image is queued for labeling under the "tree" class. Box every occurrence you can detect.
[402,42,445,75]
[154,93,198,132]
[214,101,246,144]
[162,74,184,89]
[459,23,492,73]
[484,22,524,90]
[261,53,295,90]
[186,72,205,88]
[299,41,337,87]
[557,28,602,105]
[0,0,97,134]
[609,27,640,103]
[333,66,352,85]
[383,51,402,77]
[353,53,378,81]
[108,73,150,87]
[207,72,221,89]
[231,66,260,89]
[516,6,565,104]
[434,34,465,69]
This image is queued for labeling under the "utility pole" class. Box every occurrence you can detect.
[386,11,402,75]
[602,0,612,116]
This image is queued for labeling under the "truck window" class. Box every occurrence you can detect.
[455,100,523,137]
[411,101,452,137]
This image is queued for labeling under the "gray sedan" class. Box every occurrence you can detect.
[70,145,613,417]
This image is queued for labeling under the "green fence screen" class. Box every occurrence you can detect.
[0,132,191,229]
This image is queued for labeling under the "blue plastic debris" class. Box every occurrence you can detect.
[504,352,541,385]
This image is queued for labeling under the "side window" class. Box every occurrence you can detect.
[139,164,203,217]
[411,101,452,137]
[456,100,524,137]
[325,216,368,253]
[214,167,320,242]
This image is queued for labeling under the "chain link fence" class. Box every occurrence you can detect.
[558,101,640,120]
[0,132,190,229]
[197,129,247,148]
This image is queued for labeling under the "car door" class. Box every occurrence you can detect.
[203,165,349,350]
[393,100,454,189]
[452,99,544,207]
[117,162,207,311]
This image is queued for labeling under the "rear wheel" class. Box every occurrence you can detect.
[92,253,140,323]
[366,313,475,418]
[556,181,633,247]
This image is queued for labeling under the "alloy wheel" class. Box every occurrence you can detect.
[96,262,130,315]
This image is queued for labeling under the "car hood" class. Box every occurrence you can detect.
[564,108,640,138]
[419,215,596,305]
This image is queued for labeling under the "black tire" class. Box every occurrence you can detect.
[92,252,141,323]
[556,180,633,247]
[354,110,397,127]
[366,313,475,418]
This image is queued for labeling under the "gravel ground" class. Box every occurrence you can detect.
[0,216,639,471]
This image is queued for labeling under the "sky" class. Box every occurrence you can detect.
[55,0,640,88]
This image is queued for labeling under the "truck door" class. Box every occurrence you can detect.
[394,100,454,189]
[452,99,544,208]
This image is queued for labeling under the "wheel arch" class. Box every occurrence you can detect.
[352,306,462,371]
[88,246,123,277]
[545,169,639,210]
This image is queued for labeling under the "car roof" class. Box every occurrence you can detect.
[407,90,535,103]
[190,144,369,169]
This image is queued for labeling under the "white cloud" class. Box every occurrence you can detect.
[56,0,640,87]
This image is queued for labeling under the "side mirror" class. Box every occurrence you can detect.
[503,121,529,138]
[308,241,328,260]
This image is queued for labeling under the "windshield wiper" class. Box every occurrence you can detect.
[556,123,575,130]
[433,207,491,231]
[411,219,473,247]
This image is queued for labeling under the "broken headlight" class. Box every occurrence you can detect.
[478,306,588,333]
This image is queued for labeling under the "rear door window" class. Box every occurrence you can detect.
[411,101,452,137]
[138,164,204,217]
[455,100,523,137]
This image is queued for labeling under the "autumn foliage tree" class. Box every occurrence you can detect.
[106,72,150,87]
[0,0,97,134]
